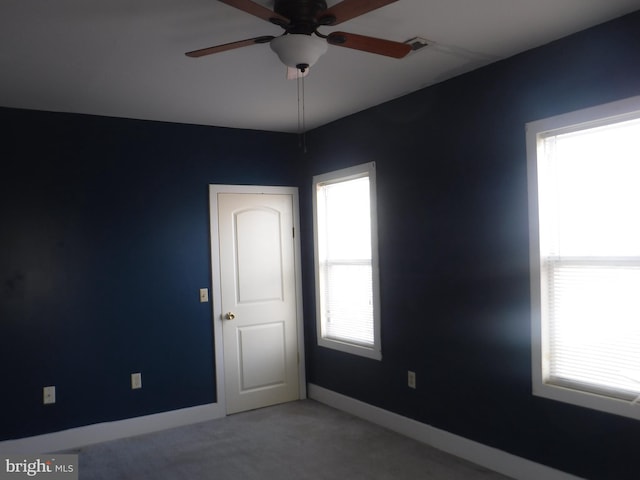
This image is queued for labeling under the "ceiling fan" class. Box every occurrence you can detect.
[185,0,412,73]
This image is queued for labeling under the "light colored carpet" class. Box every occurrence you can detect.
[75,399,512,479]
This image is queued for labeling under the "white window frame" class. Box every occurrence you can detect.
[527,95,640,420]
[312,162,382,360]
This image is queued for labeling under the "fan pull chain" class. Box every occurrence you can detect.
[297,70,307,153]
[297,71,301,142]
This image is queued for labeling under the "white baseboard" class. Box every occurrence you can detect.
[308,384,584,480]
[0,402,225,454]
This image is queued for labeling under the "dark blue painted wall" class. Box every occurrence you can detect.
[0,109,299,439]
[301,10,640,480]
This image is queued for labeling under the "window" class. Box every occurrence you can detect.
[527,96,640,419]
[313,162,381,360]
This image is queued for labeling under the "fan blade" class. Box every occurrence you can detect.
[185,36,274,58]
[319,0,399,26]
[218,0,289,26]
[327,32,411,58]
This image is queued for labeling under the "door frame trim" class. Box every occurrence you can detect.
[209,185,307,415]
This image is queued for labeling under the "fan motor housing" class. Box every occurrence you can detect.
[273,0,329,34]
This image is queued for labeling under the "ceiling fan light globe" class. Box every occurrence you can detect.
[270,34,328,70]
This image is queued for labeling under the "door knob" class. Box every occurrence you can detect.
[225,312,236,320]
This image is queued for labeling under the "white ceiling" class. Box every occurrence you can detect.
[1,0,638,133]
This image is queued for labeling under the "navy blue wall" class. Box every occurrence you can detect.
[0,109,299,439]
[301,11,640,480]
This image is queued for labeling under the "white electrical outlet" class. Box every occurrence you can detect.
[43,386,56,404]
[408,371,416,389]
[199,288,209,303]
[131,372,142,390]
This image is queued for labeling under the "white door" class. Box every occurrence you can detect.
[215,190,302,414]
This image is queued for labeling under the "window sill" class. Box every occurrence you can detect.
[318,337,382,361]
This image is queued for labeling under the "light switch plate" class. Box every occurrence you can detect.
[199,288,209,303]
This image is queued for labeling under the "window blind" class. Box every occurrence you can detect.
[316,175,374,347]
[539,117,640,401]
[321,261,374,346]
[545,260,640,400]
